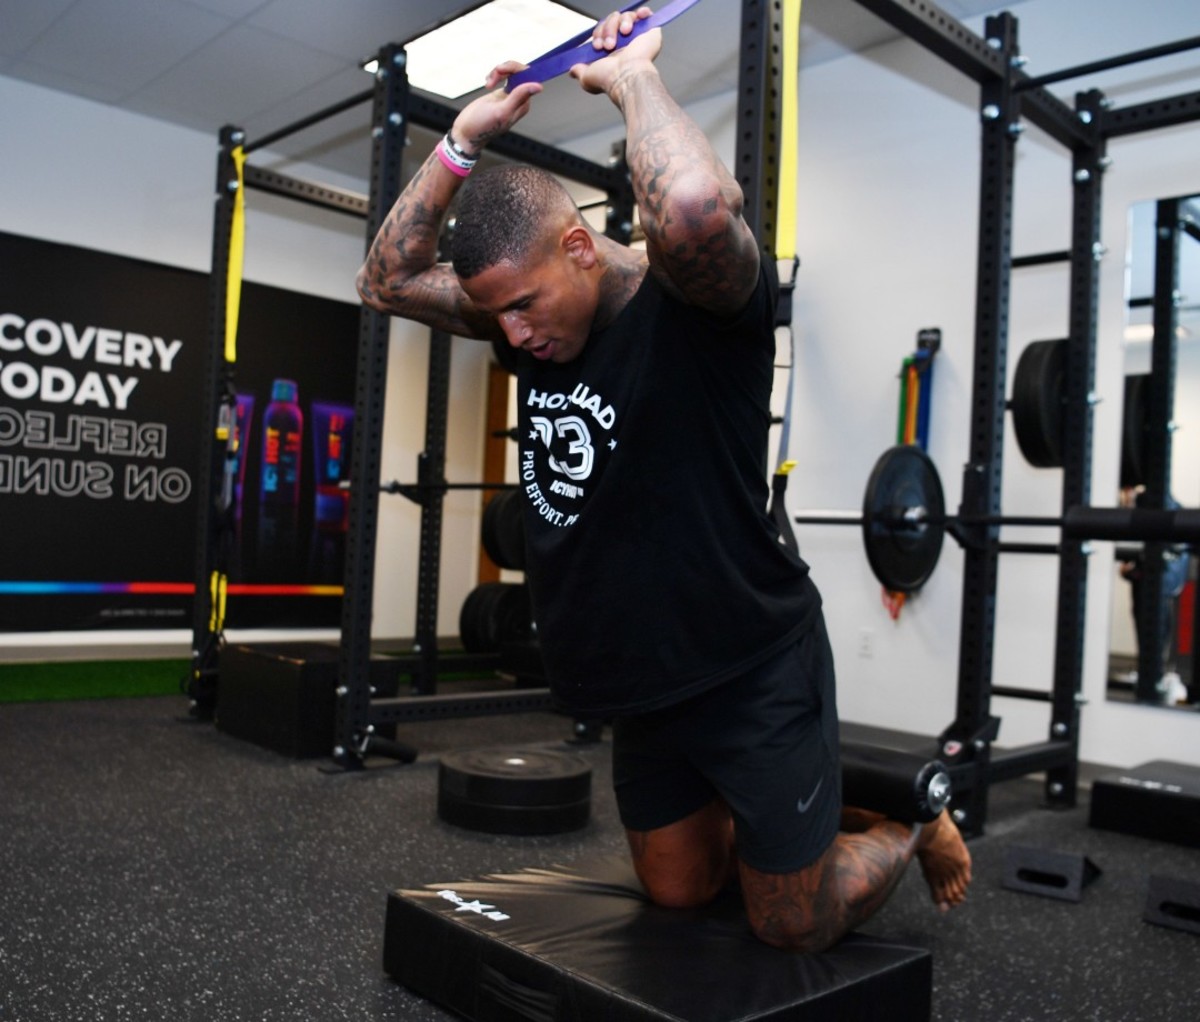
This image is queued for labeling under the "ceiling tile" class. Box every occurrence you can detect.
[185,0,272,16]
[0,0,78,59]
[122,23,349,130]
[247,0,427,61]
[18,0,231,94]
[240,64,375,148]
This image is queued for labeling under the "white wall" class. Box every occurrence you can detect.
[0,74,491,650]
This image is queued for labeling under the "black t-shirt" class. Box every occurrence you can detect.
[517,264,820,716]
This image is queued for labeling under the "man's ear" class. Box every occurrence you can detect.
[562,225,597,269]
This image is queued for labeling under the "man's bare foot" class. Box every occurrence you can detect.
[915,811,971,911]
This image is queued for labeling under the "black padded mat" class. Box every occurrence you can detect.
[385,856,932,1021]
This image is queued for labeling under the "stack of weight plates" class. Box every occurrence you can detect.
[437,745,592,835]
[458,581,532,653]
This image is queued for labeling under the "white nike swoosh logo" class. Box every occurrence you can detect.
[796,779,823,814]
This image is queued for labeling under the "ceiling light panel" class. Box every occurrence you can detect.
[404,0,594,99]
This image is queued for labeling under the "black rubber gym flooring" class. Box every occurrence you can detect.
[1,694,1198,1021]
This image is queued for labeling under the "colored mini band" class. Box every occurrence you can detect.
[506,0,702,92]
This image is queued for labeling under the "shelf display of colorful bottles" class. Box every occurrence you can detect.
[261,378,304,511]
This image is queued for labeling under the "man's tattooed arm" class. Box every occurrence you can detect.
[609,64,761,315]
[356,151,499,340]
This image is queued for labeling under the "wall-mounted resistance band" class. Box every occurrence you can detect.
[882,328,940,620]
[897,330,939,450]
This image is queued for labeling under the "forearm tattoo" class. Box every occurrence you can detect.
[359,156,495,339]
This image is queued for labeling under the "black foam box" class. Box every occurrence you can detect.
[384,857,932,1021]
[217,642,398,758]
[1088,760,1200,849]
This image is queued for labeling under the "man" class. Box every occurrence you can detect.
[1120,486,1191,703]
[358,6,970,952]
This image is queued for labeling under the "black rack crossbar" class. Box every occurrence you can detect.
[851,0,1087,147]
[233,64,628,208]
[381,650,503,674]
[244,87,374,155]
[991,685,1053,702]
[988,739,1075,782]
[243,165,368,217]
[1018,85,1094,149]
[406,93,621,192]
[368,689,555,724]
[852,0,1007,84]
[996,542,1060,554]
[1102,89,1200,138]
[1013,250,1070,268]
[1015,34,1200,92]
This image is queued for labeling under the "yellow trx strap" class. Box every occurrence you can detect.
[225,145,246,365]
[770,0,803,556]
[775,0,802,263]
[208,570,228,633]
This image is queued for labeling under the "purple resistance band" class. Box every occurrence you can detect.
[505,0,702,92]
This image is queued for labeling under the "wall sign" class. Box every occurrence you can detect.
[0,231,358,631]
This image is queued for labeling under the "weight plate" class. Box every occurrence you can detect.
[458,584,495,653]
[439,746,592,808]
[458,582,533,653]
[861,445,945,593]
[437,790,591,835]
[481,490,526,570]
[1011,339,1066,468]
[1120,373,1149,489]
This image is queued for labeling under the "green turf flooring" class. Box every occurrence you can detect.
[0,659,190,703]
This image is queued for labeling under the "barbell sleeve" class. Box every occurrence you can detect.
[840,742,952,824]
[1063,506,1200,543]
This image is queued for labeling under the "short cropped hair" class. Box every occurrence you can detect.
[452,165,579,280]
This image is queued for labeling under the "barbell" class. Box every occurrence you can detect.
[794,445,1200,593]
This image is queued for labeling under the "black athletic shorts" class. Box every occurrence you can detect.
[612,614,841,874]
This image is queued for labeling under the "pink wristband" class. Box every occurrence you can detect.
[436,137,474,178]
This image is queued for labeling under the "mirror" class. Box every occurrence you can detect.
[1108,194,1199,711]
